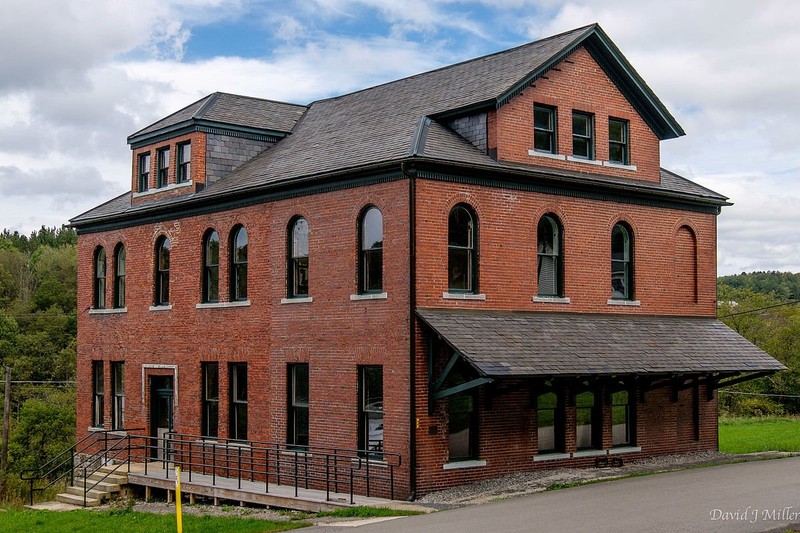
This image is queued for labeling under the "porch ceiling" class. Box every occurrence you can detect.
[417,308,786,378]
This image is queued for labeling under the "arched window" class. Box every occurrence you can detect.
[537,215,562,297]
[448,204,477,293]
[93,247,106,309]
[675,226,698,304]
[155,236,171,306]
[611,223,633,300]
[230,226,248,301]
[288,217,309,297]
[359,206,383,293]
[202,230,219,303]
[113,244,126,309]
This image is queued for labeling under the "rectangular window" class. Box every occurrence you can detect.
[359,366,383,458]
[201,363,219,438]
[138,153,151,192]
[448,390,477,461]
[177,142,191,183]
[575,390,597,449]
[608,118,629,165]
[533,105,557,153]
[157,147,170,188]
[288,363,309,447]
[92,361,104,427]
[611,390,631,446]
[572,111,594,159]
[537,391,558,453]
[111,362,124,430]
[229,363,247,441]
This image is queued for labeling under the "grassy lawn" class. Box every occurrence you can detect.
[719,416,800,454]
[1,508,309,533]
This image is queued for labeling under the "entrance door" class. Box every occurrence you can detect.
[150,376,174,459]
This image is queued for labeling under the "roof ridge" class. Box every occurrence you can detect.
[195,92,221,119]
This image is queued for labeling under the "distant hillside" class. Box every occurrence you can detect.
[718,271,800,300]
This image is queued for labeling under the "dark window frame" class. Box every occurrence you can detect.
[230,226,248,301]
[611,223,634,300]
[358,366,383,458]
[157,146,170,188]
[287,217,309,298]
[202,229,220,303]
[288,363,309,447]
[537,214,563,297]
[358,206,383,294]
[177,142,191,183]
[229,363,247,441]
[202,362,219,438]
[113,244,126,308]
[533,104,557,153]
[111,361,124,430]
[611,389,632,447]
[93,247,106,309]
[447,204,478,293]
[92,361,104,428]
[608,118,629,165]
[154,236,171,306]
[138,152,150,192]
[575,389,601,450]
[572,111,594,159]
[536,388,562,453]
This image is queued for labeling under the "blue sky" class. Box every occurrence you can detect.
[1,0,799,275]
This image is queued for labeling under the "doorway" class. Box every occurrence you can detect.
[149,376,174,459]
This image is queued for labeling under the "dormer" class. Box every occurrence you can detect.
[441,25,683,184]
[127,92,307,205]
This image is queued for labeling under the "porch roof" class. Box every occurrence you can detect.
[416,308,785,378]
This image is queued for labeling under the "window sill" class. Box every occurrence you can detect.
[443,292,486,301]
[88,426,106,432]
[532,296,571,304]
[149,304,173,312]
[443,459,486,470]
[350,292,388,301]
[607,299,641,307]
[88,307,127,315]
[573,449,607,458]
[609,446,641,455]
[133,180,193,198]
[196,300,251,309]
[280,297,313,305]
[533,452,570,462]
[527,149,565,161]
[603,161,637,171]
[566,155,603,166]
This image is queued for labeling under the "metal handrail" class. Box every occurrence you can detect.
[20,427,145,505]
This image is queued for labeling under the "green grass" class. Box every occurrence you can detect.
[719,416,800,454]
[315,506,423,518]
[1,508,309,533]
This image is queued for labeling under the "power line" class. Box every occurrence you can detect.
[718,300,799,319]
[719,390,800,399]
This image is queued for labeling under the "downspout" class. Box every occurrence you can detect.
[402,160,417,500]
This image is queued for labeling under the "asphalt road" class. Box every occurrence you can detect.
[308,456,800,532]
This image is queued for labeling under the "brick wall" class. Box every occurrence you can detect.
[130,132,207,207]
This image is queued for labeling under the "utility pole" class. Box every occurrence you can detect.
[1,366,10,491]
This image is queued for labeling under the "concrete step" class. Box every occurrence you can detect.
[74,478,122,493]
[87,470,128,485]
[64,485,110,500]
[56,492,102,507]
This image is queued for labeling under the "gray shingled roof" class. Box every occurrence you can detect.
[128,92,307,141]
[72,24,726,228]
[416,308,785,377]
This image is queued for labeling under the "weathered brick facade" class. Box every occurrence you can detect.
[73,26,782,500]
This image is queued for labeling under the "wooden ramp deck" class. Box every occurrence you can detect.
[125,462,408,513]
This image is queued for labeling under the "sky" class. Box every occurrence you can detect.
[0,0,798,276]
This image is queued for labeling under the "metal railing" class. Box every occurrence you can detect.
[155,432,401,504]
[20,427,146,506]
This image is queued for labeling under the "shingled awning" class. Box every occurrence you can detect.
[417,308,785,380]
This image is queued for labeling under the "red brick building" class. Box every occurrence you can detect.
[71,24,783,499]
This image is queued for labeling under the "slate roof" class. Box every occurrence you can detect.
[128,92,308,142]
[416,308,785,378]
[72,24,726,228]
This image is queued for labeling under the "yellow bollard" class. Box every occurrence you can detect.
[175,466,183,533]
